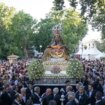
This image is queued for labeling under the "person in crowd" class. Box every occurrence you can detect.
[66,92,78,105]
[26,83,33,100]
[0,84,13,105]
[0,58,105,105]
[41,88,53,105]
[95,91,105,105]
[87,84,96,105]
[0,86,4,105]
[49,100,57,105]
[9,84,17,103]
[20,87,27,105]
[65,85,74,104]
[12,93,22,105]
[75,85,88,105]
[53,87,60,105]
[75,82,83,93]
[32,86,41,105]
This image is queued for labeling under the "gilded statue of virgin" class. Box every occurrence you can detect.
[42,24,69,61]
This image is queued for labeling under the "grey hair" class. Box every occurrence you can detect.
[53,87,59,94]
[34,86,40,92]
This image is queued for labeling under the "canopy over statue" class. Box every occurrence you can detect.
[42,24,69,61]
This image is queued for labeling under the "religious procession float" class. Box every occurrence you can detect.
[28,24,84,85]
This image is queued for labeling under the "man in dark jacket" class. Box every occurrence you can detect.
[75,86,88,105]
[95,91,105,105]
[66,92,78,105]
[53,87,61,105]
[41,88,53,105]
[87,84,96,105]
[32,86,41,105]
[0,84,12,105]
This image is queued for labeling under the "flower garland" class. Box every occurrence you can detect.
[27,59,45,80]
[66,59,84,78]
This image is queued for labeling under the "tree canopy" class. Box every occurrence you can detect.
[10,11,37,57]
[0,3,15,58]
[0,2,87,58]
[34,9,87,53]
[53,0,105,38]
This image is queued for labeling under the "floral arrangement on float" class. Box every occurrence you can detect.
[66,59,84,78]
[27,59,45,80]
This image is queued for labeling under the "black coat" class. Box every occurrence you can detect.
[95,100,105,105]
[12,100,22,105]
[66,100,78,105]
[32,93,40,104]
[20,99,26,105]
[87,90,96,105]
[75,92,88,105]
[53,93,61,105]
[0,91,12,105]
[42,94,53,105]
[26,88,32,100]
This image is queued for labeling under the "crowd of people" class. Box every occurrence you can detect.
[0,59,105,105]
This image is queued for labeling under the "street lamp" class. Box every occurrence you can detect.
[82,44,83,53]
[39,45,42,52]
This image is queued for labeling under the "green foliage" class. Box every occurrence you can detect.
[95,40,105,52]
[0,3,15,58]
[0,2,87,58]
[69,0,78,8]
[0,3,15,28]
[62,9,87,53]
[10,11,37,57]
[27,59,45,80]
[36,9,87,53]
[78,0,105,38]
[92,10,105,38]
[52,0,64,10]
[66,59,84,78]
[53,0,105,39]
[33,18,57,52]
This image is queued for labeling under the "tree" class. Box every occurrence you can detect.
[95,40,105,52]
[53,0,105,38]
[92,9,105,39]
[61,9,87,53]
[10,11,37,57]
[52,0,64,11]
[0,3,15,28]
[34,9,87,53]
[33,18,58,52]
[0,3,16,58]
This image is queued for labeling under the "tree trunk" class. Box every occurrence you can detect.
[24,47,28,58]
